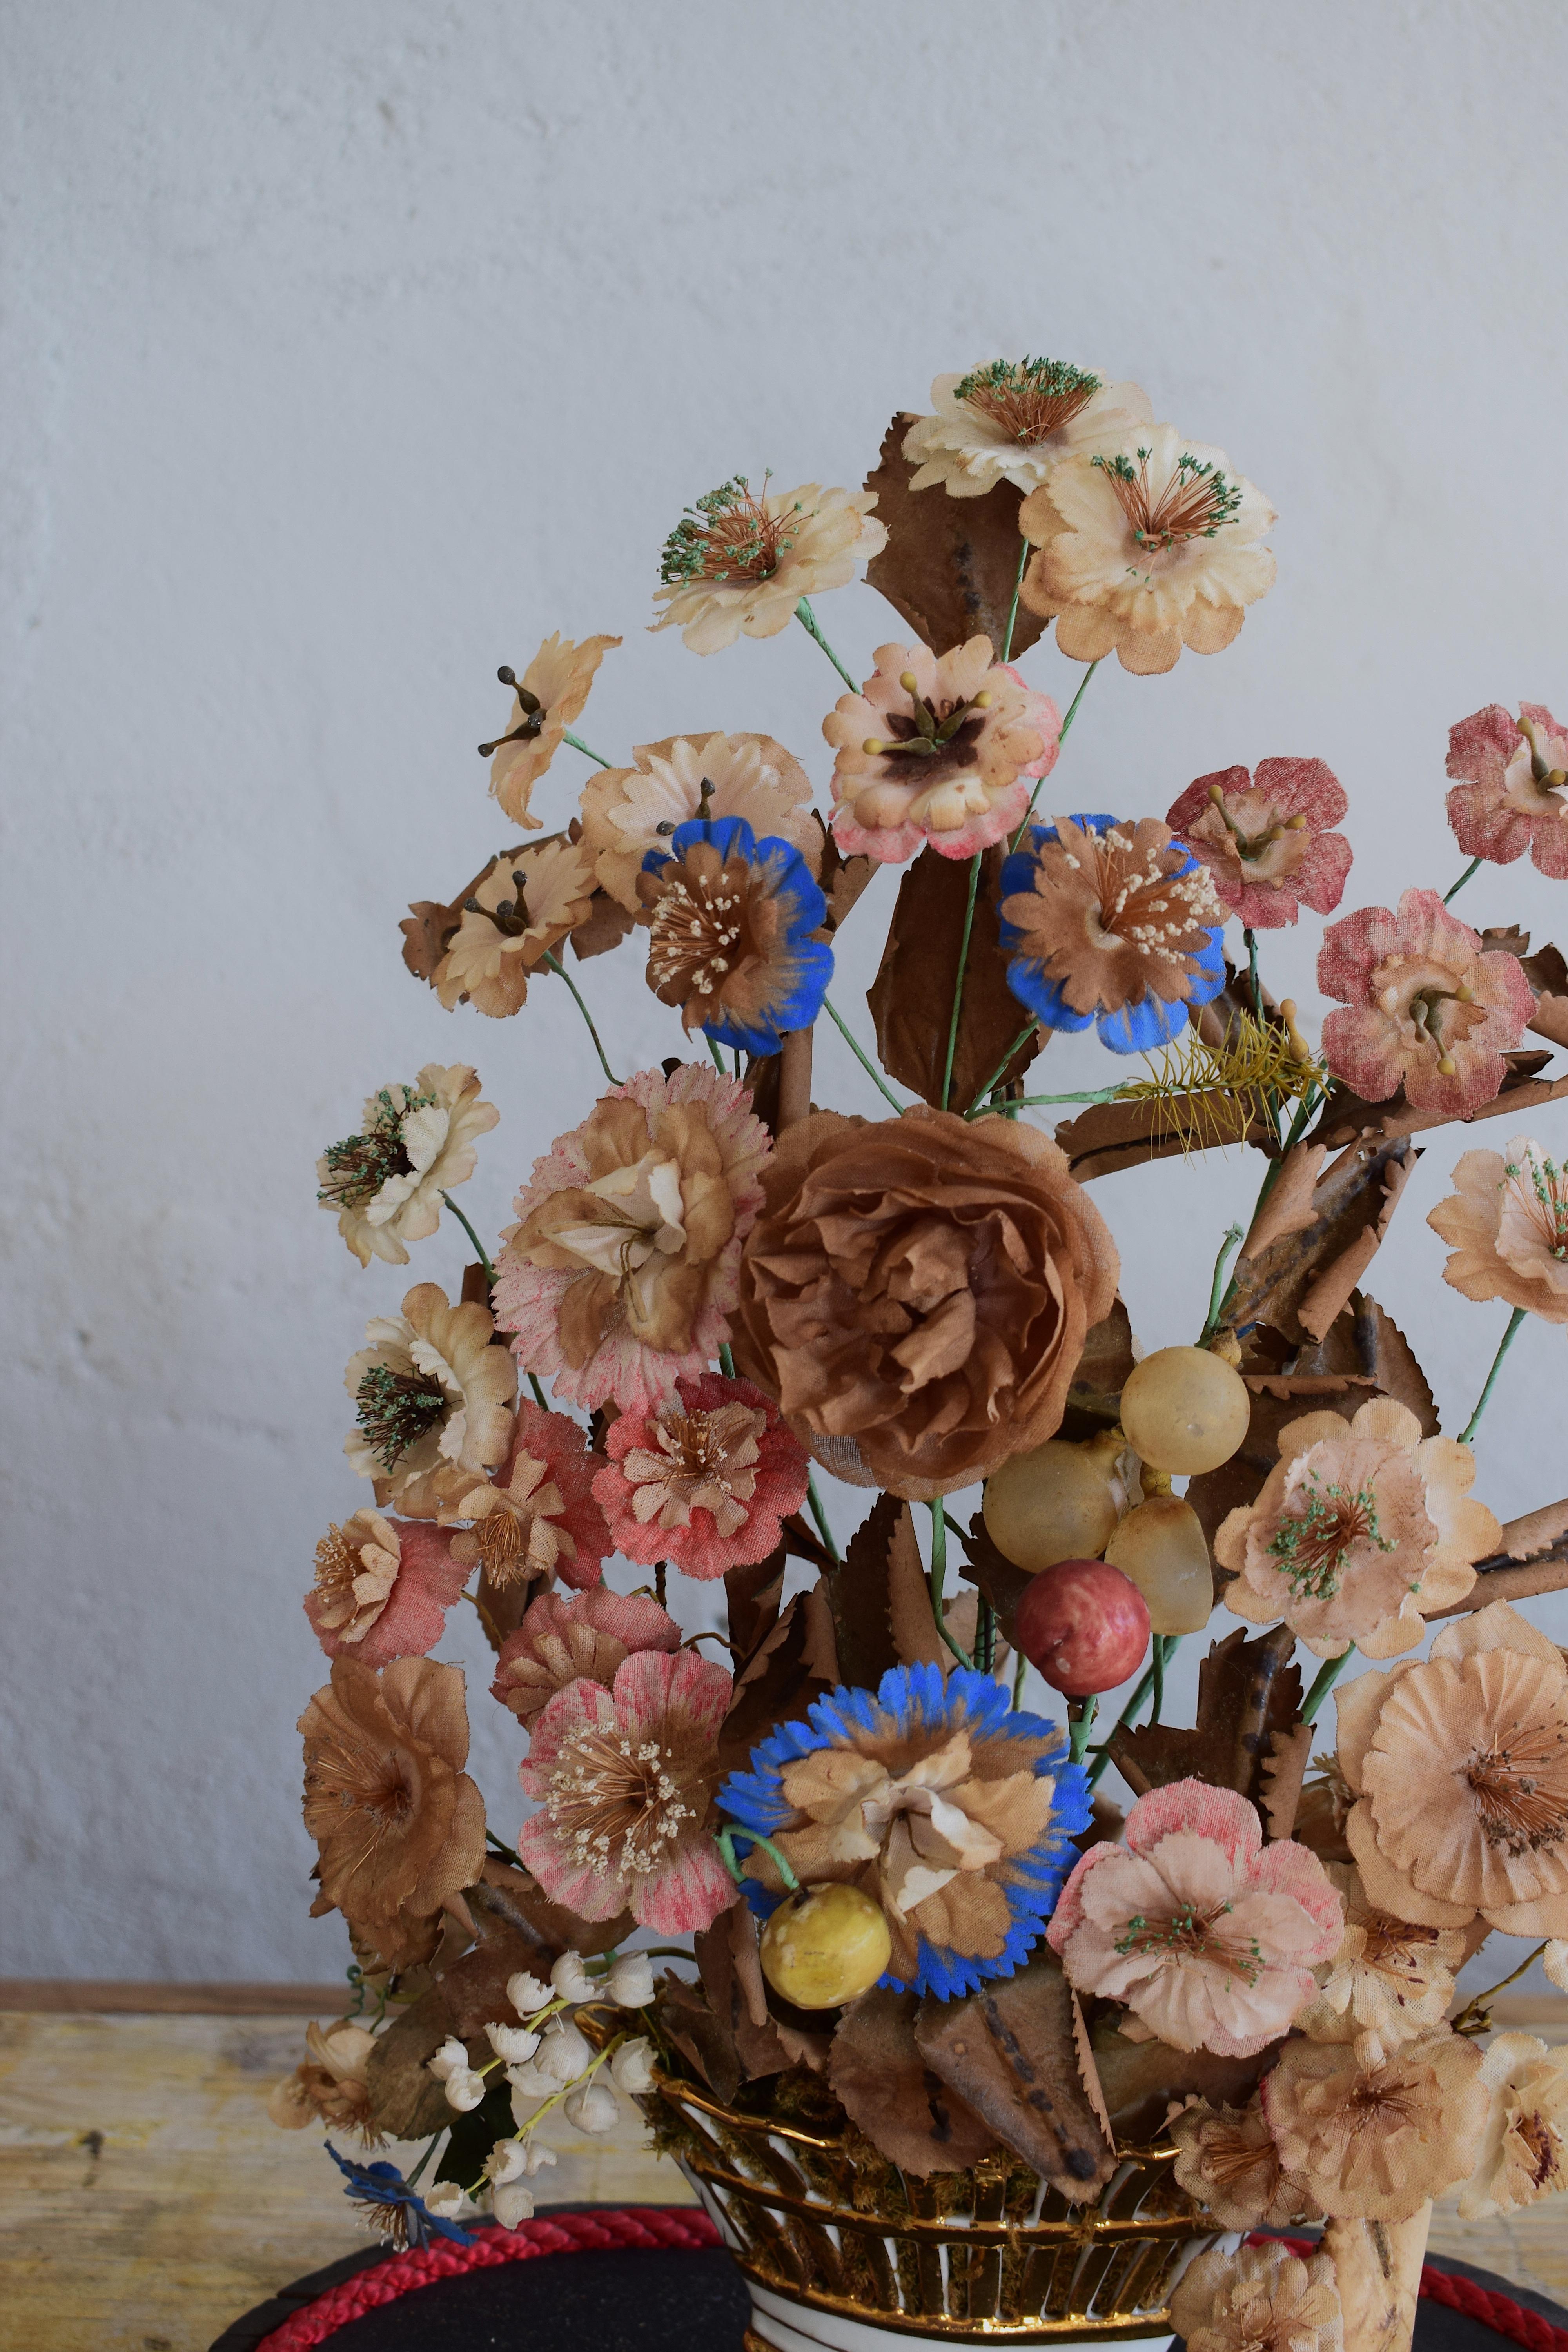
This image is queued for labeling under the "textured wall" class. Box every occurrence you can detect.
[4,0,1568,1978]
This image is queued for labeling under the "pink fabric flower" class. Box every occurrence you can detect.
[592,1372,809,1579]
[516,1648,735,1935]
[492,1586,682,1725]
[305,1514,470,1670]
[1318,888,1533,1119]
[441,1401,612,1595]
[1166,759,1352,931]
[1446,704,1568,880]
[1047,1779,1343,2057]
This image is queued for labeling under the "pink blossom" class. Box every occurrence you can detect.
[1166,759,1352,931]
[305,1516,470,1670]
[1318,888,1533,1119]
[492,1585,681,1726]
[592,1372,809,1580]
[441,1401,612,1595]
[1446,703,1568,880]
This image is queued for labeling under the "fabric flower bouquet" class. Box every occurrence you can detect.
[274,356,1568,2352]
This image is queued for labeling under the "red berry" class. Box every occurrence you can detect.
[1014,1558,1151,1697]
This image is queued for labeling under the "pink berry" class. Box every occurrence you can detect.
[1014,1558,1151,1697]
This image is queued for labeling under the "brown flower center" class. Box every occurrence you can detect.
[1359,1915,1444,1969]
[309,1731,416,1832]
[1465,1739,1568,1856]
[1515,2107,1561,2189]
[1203,2131,1282,2196]
[648,864,755,1000]
[1093,446,1243,548]
[1267,1478,1392,1601]
[547,1726,696,1880]
[473,1507,532,1587]
[314,1526,361,1610]
[953,358,1103,445]
[1078,833,1222,958]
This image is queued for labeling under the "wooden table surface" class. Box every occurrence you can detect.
[2,1986,1564,2352]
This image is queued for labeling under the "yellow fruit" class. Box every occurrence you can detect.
[982,1432,1123,1571]
[1104,1495,1215,1633]
[1119,1346,1251,1475]
[758,1882,892,2010]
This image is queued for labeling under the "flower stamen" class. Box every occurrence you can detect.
[1094,446,1243,548]
[954,357,1104,445]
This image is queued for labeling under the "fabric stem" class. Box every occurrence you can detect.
[1461,1306,1528,1443]
[441,1192,494,1283]
[1301,1645,1356,1727]
[793,597,859,693]
[543,950,622,1087]
[822,994,905,1111]
[939,853,984,1111]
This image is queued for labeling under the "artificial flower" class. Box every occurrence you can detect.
[344,1282,517,1519]
[493,1063,769,1418]
[565,2080,620,2133]
[1165,761,1352,931]
[1047,1780,1341,2058]
[268,2020,381,2141]
[823,637,1060,864]
[1428,1136,1568,1323]
[485,2022,540,2064]
[433,837,597,1018]
[1458,2031,1568,2217]
[1169,2100,1318,2230]
[636,814,832,1054]
[606,1954,656,2007]
[720,1662,1093,2001]
[1261,2025,1487,2220]
[650,477,885,654]
[901,358,1154,498]
[482,633,620,828]
[1215,1396,1497,1660]
[440,1402,611,1598]
[1446,702,1568,880]
[506,1969,554,2014]
[492,1586,681,1727]
[516,1647,735,1935]
[317,1066,498,1269]
[610,2035,656,2092]
[306,1510,470,1668]
[1292,1864,1466,2065]
[1334,1600,1568,1938]
[1017,421,1276,675]
[323,2142,474,2251]
[732,1104,1118,1500]
[299,1655,487,1972]
[999,814,1227,1053]
[1317,889,1532,1119]
[1167,2241,1343,2352]
[592,1370,810,1579]
[579,731,821,914]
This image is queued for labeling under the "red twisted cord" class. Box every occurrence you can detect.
[1252,2234,1568,2352]
[256,2205,720,2352]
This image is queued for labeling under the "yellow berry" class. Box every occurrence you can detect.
[758,1882,891,2010]
[1104,1495,1215,1633]
[1119,1345,1251,1475]
[983,1434,1122,1572]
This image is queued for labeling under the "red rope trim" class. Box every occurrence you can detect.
[256,2205,721,2352]
[1249,2234,1568,2352]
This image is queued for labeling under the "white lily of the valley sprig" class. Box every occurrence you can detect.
[507,1969,554,2015]
[565,2080,620,2134]
[610,2036,656,2094]
[605,1953,655,2007]
[485,2020,541,2063]
[550,1951,598,2002]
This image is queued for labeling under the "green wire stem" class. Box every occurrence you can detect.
[926,1497,975,1671]
[1461,1306,1528,1443]
[822,995,905,1112]
[1300,1646,1356,1727]
[939,854,984,1111]
[717,1824,800,1893]
[543,951,622,1087]
[563,730,612,769]
[441,1192,494,1283]
[794,598,859,693]
[807,1472,841,1563]
[1001,535,1030,665]
[1444,856,1483,904]
[1008,661,1102,851]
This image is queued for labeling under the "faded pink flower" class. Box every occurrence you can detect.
[492,1586,681,1726]
[441,1402,611,1596]
[305,1512,470,1669]
[1318,889,1533,1119]
[592,1372,809,1579]
[1428,1136,1568,1325]
[1166,760,1352,931]
[1047,1779,1343,2057]
[516,1648,735,1935]
[1446,704,1568,880]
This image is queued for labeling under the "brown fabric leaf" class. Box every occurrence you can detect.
[954,1513,1033,1653]
[472,1562,550,1652]
[692,1902,801,2084]
[817,823,879,935]
[1223,1131,1421,1348]
[1088,2021,1274,2144]
[1503,1497,1568,1561]
[888,1500,946,1669]
[1243,1144,1329,1260]
[400,847,528,983]
[716,1582,838,1779]
[867,844,1043,1112]
[1297,1149,1417,1341]
[829,1988,998,2174]
[450,1860,630,1981]
[1072,1298,1137,1397]
[1070,1990,1114,2145]
[363,1987,463,2141]
[914,1953,1114,2198]
[655,1966,742,2105]
[741,1049,782,1138]
[1286,1295,1439,1436]
[825,1492,904,1690]
[1054,1089,1270,1184]
[1310,1049,1568,1154]
[1257,1722,1315,1843]
[726,1544,787,1668]
[863,411,1047,660]
[570,888,637,962]
[1108,1625,1301,1806]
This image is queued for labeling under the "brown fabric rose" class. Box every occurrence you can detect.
[731,1105,1118,1498]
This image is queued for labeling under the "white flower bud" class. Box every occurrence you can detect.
[492,2179,535,2230]
[550,1951,597,2003]
[483,2136,529,2185]
[564,2080,620,2134]
[606,1953,656,2007]
[423,2180,466,2220]
[610,2036,656,2094]
[427,2036,471,2082]
[523,2140,559,2176]
[442,2065,488,2112]
[506,1969,553,2015]
[506,2059,554,2102]
[536,2018,592,2082]
[485,2021,541,2063]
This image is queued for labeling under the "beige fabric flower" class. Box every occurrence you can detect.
[434,837,597,1018]
[1334,1601,1568,1938]
[1168,2241,1342,2352]
[344,1281,517,1519]
[1261,2026,1488,2220]
[1018,421,1276,675]
[1429,1137,1568,1323]
[1292,1864,1466,2066]
[902,359,1154,498]
[651,478,886,654]
[318,1065,499,1268]
[1458,2031,1568,2217]
[310,1510,401,1643]
[616,1397,765,1536]
[579,731,820,913]
[268,2020,381,2140]
[485,632,620,828]
[1170,2100,1320,2229]
[1216,1398,1497,1659]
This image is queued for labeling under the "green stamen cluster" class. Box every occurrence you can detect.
[1093,447,1243,546]
[318,1087,432,1212]
[1267,1475,1393,1601]
[1504,1152,1568,1259]
[953,357,1103,443]
[1112,1899,1263,1982]
[354,1362,449,1468]
[658,476,797,587]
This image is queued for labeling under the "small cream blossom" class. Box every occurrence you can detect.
[485,2021,541,2064]
[564,2080,620,2134]
[318,1066,498,1269]
[491,2180,535,2230]
[427,2036,472,2082]
[536,2017,593,2082]
[484,2136,530,2186]
[424,2181,467,2221]
[550,1951,597,2002]
[506,1969,554,2014]
[1169,2242,1343,2352]
[610,2037,657,2094]
[344,1282,516,1519]
[1459,2032,1568,2217]
[902,358,1154,498]
[651,477,886,654]
[606,1953,655,2007]
[441,2066,487,2113]
[1294,1866,1465,2066]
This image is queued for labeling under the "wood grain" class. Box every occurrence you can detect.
[0,1981,351,2014]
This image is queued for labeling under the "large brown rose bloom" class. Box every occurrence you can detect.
[731,1106,1118,1499]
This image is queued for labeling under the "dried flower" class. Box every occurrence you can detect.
[902,358,1154,498]
[636,815,832,1054]
[1215,1397,1498,1660]
[824,637,1060,865]
[1000,814,1227,1053]
[1428,1136,1568,1324]
[1018,422,1276,675]
[579,731,821,915]
[1459,2031,1568,2217]
[550,1950,598,2002]
[592,1371,809,1579]
[300,1655,487,1971]
[610,2034,656,2092]
[606,1954,655,2008]
[516,1648,735,1935]
[344,1282,516,1519]
[1446,703,1568,880]
[651,477,885,653]
[493,1063,769,1419]
[506,1969,554,2014]
[305,1510,470,1668]
[1171,2243,1342,2352]
[441,1401,610,1598]
[720,1663,1092,2001]
[485,2022,540,2063]
[434,837,597,1018]
[733,1104,1118,1500]
[1261,2025,1488,2219]
[1334,1600,1568,1939]
[268,2020,381,2141]
[565,2080,620,2134]
[323,2142,474,2250]
[318,1066,498,1269]
[492,1586,681,1727]
[1165,761,1352,931]
[1318,889,1532,1118]
[1292,1864,1466,2065]
[482,633,620,828]
[1170,2100,1319,2230]
[439,2064,487,2112]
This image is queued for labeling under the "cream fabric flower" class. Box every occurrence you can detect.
[1292,1864,1465,2067]
[485,632,620,828]
[1170,2100,1320,2229]
[318,1065,499,1268]
[1459,2031,1568,2216]
[579,731,820,912]
[1261,2026,1488,2220]
[1429,1137,1568,1324]
[309,1510,401,1643]
[1168,2241,1343,2352]
[902,359,1154,497]
[434,837,597,1018]
[268,2019,380,2138]
[651,478,886,653]
[345,1281,517,1519]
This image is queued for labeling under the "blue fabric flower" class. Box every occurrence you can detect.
[637,813,832,1058]
[999,812,1226,1055]
[718,1662,1092,2003]
[324,2140,475,2249]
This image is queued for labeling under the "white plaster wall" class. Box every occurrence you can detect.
[4,0,1568,1978]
